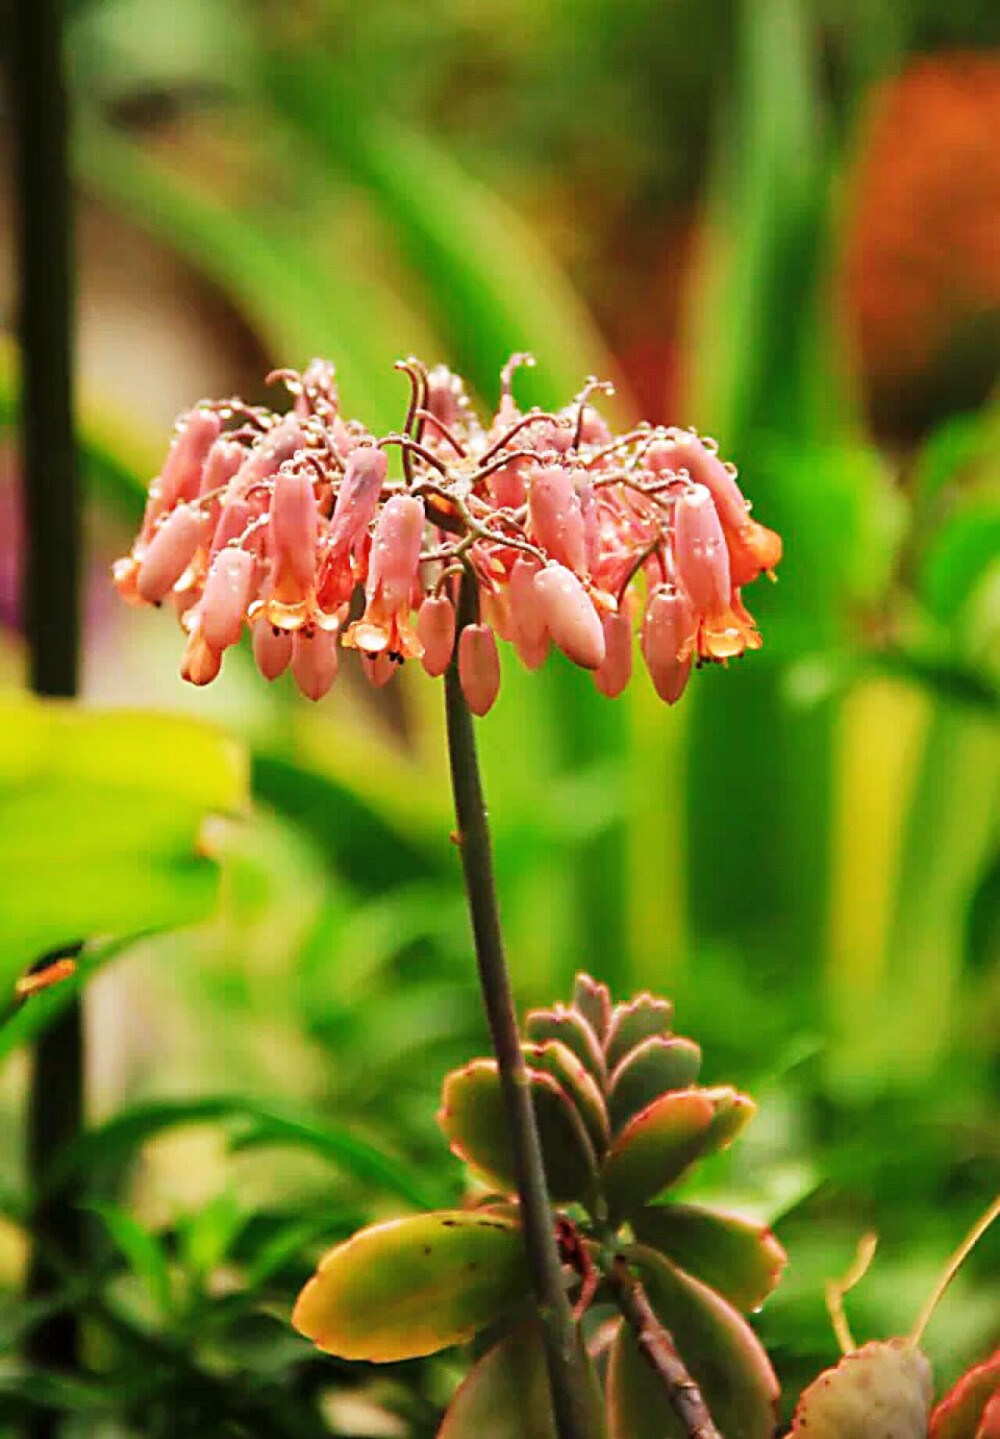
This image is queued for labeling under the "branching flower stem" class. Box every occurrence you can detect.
[607,1255,723,1439]
[444,571,597,1439]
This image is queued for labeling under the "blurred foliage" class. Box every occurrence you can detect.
[1,0,999,1434]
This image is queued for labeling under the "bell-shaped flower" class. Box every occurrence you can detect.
[252,614,293,680]
[533,564,606,670]
[266,467,321,629]
[458,624,501,715]
[292,626,339,701]
[200,547,257,652]
[642,584,697,704]
[136,504,203,604]
[527,464,588,573]
[673,484,731,618]
[593,610,633,698]
[417,594,457,677]
[316,446,386,612]
[180,623,223,687]
[160,409,222,510]
[343,494,425,660]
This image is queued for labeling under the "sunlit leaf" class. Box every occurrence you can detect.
[439,1059,597,1203]
[600,1090,715,1222]
[292,1210,531,1361]
[605,995,675,1072]
[632,1203,786,1313]
[608,1036,701,1132]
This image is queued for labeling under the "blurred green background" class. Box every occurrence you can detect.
[1,0,999,1433]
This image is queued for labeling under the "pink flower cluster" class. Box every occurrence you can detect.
[112,356,782,713]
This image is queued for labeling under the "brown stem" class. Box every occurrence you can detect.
[444,572,598,1439]
[608,1256,722,1439]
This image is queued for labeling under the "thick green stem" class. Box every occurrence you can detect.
[8,0,85,1424]
[444,574,596,1439]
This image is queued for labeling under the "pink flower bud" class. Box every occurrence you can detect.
[292,627,339,701]
[201,548,256,651]
[199,438,245,498]
[593,610,632,697]
[508,556,546,645]
[211,497,253,555]
[233,416,305,497]
[673,484,731,616]
[642,585,696,704]
[366,495,425,610]
[514,629,550,670]
[417,594,456,677]
[329,447,387,552]
[160,409,222,508]
[533,564,606,670]
[361,651,397,688]
[527,465,587,573]
[253,618,293,680]
[136,504,202,603]
[270,469,318,592]
[180,627,222,687]
[650,432,748,532]
[425,365,461,428]
[458,624,501,716]
[578,410,611,447]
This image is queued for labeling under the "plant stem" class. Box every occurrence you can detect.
[444,573,596,1439]
[8,0,85,1423]
[608,1256,722,1439]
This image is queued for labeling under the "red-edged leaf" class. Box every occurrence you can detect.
[978,1390,1000,1438]
[292,1210,530,1361]
[439,1059,597,1202]
[606,1246,778,1439]
[632,1203,786,1312]
[600,1091,716,1223]
[791,1340,932,1439]
[572,973,612,1042]
[438,1320,604,1439]
[524,1006,606,1084]
[523,1040,611,1156]
[605,995,675,1071]
[607,1036,702,1132]
[932,1350,1000,1439]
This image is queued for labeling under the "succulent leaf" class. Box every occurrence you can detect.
[523,1039,611,1155]
[440,1059,598,1201]
[600,1090,716,1222]
[790,1340,933,1439]
[572,973,612,1042]
[292,1210,530,1361]
[696,1086,758,1158]
[607,1036,702,1131]
[632,1203,786,1313]
[524,1005,606,1084]
[605,1245,779,1439]
[931,1349,1000,1439]
[605,994,675,1071]
[438,1320,605,1439]
[978,1391,1000,1438]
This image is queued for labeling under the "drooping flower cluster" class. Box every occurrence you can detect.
[112,355,781,713]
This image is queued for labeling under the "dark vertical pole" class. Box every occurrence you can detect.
[8,0,85,1424]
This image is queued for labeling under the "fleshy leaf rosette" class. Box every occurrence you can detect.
[111,355,782,713]
[435,973,784,1438]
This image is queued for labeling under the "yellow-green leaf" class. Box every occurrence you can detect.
[292,1211,531,1362]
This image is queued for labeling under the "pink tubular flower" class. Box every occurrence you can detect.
[344,494,425,660]
[642,584,697,704]
[417,594,456,677]
[267,468,319,628]
[200,548,257,652]
[458,624,501,716]
[593,610,632,698]
[136,504,202,603]
[673,484,731,618]
[160,409,222,509]
[532,564,606,670]
[527,465,588,574]
[112,353,782,708]
[292,626,339,701]
[253,617,293,680]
